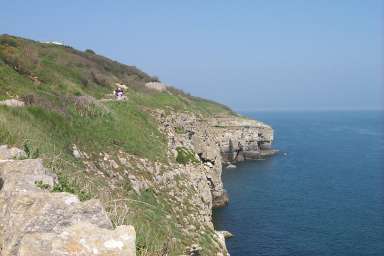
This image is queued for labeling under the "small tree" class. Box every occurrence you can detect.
[85,49,95,54]
[150,75,160,82]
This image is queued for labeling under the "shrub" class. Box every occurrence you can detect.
[35,180,51,190]
[91,71,108,86]
[23,140,40,159]
[79,76,89,86]
[176,147,200,165]
[0,37,17,47]
[175,127,185,134]
[150,75,160,82]
[85,49,95,54]
[52,175,92,201]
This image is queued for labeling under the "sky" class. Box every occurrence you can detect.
[1,0,383,111]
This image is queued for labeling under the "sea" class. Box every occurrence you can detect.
[213,111,384,256]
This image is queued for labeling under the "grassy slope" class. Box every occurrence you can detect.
[0,34,233,158]
[0,34,232,255]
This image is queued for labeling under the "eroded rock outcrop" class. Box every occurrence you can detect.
[145,82,168,92]
[209,115,277,163]
[146,111,276,254]
[153,111,228,208]
[0,146,136,256]
[152,111,276,208]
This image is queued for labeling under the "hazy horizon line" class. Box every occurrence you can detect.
[236,108,384,112]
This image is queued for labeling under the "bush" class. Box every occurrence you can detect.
[91,71,108,86]
[85,49,95,54]
[23,140,40,159]
[52,175,92,201]
[176,147,200,165]
[0,37,17,47]
[150,75,160,82]
[175,127,185,134]
[35,180,51,190]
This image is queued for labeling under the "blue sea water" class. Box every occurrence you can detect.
[213,111,384,256]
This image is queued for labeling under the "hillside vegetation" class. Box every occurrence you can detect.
[0,34,233,160]
[0,34,233,255]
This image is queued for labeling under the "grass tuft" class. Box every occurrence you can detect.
[52,174,92,201]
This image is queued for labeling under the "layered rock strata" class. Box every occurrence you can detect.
[209,116,277,163]
[153,111,228,208]
[152,111,276,208]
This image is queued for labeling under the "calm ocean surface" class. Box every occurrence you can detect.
[213,111,384,256]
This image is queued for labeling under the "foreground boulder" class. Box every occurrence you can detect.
[0,99,25,107]
[0,145,26,160]
[0,146,136,256]
[19,223,135,256]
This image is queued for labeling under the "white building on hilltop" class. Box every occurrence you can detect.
[44,41,64,46]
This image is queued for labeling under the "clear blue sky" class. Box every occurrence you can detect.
[1,0,383,110]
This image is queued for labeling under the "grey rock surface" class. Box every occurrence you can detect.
[0,99,25,107]
[0,146,136,256]
[19,222,135,256]
[209,116,275,162]
[0,145,27,160]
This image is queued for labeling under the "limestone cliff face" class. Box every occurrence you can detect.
[152,111,276,208]
[153,111,228,208]
[209,116,276,163]
[70,144,229,255]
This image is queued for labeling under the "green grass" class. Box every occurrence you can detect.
[129,190,185,255]
[0,61,38,98]
[0,101,167,162]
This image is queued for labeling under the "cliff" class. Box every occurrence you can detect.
[152,111,276,208]
[210,116,277,163]
[0,34,275,255]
